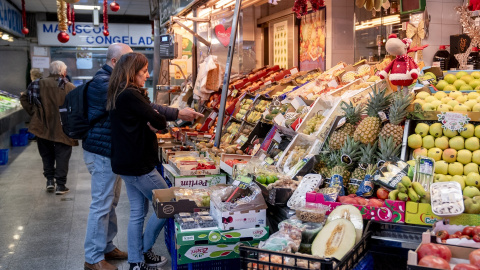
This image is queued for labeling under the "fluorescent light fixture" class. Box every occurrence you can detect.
[73,5,100,10]
[8,37,13,42]
[93,8,100,26]
[198,7,212,17]
[2,34,9,40]
[355,15,400,31]
[215,0,234,8]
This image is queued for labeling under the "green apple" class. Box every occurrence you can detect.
[422,135,435,149]
[449,91,462,99]
[434,91,448,100]
[434,174,447,182]
[457,149,473,164]
[468,92,480,100]
[456,95,468,103]
[466,172,480,188]
[431,100,442,108]
[470,79,480,90]
[464,186,480,197]
[464,196,480,214]
[429,123,443,138]
[413,147,428,158]
[434,136,449,150]
[415,123,430,137]
[461,75,475,84]
[460,84,474,91]
[464,163,479,176]
[456,71,469,79]
[454,104,470,111]
[441,97,453,104]
[444,84,457,91]
[453,79,467,90]
[427,148,443,161]
[449,136,465,150]
[461,124,475,138]
[436,80,449,91]
[424,96,436,103]
[452,175,466,189]
[414,99,426,106]
[472,71,480,79]
[473,150,480,164]
[422,103,436,111]
[466,137,480,151]
[473,103,480,112]
[443,148,458,163]
[445,175,453,181]
[416,92,431,100]
[437,104,452,112]
[476,126,480,138]
[435,160,449,174]
[408,134,423,148]
[447,100,460,108]
[445,74,457,84]
[443,128,458,138]
[465,100,478,110]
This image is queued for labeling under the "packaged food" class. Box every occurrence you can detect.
[196,215,217,228]
[317,186,341,202]
[174,188,210,207]
[295,206,326,223]
[414,156,435,192]
[373,158,409,190]
[179,217,197,230]
[287,174,323,209]
[430,181,464,217]
[301,222,324,244]
[194,211,210,217]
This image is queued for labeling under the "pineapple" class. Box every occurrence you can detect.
[377,136,401,162]
[379,91,413,147]
[348,142,377,194]
[330,101,364,150]
[353,86,392,145]
[330,136,361,186]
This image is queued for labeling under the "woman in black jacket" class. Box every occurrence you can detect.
[106,52,201,270]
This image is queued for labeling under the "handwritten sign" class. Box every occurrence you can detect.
[437,112,471,132]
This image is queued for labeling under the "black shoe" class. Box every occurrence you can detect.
[143,249,167,267]
[55,185,69,195]
[46,179,55,192]
[129,262,158,270]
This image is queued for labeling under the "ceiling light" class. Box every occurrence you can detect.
[2,34,9,40]
[355,15,400,31]
[8,37,13,42]
[198,7,212,17]
[215,0,234,8]
[73,5,100,10]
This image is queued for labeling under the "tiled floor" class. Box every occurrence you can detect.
[0,142,171,270]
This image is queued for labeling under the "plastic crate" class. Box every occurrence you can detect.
[11,134,28,146]
[19,128,28,134]
[0,149,8,165]
[239,223,372,270]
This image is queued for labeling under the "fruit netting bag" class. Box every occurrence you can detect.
[210,184,265,212]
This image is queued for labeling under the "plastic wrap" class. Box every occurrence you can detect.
[373,158,409,190]
[295,205,327,223]
[210,184,265,212]
[431,181,464,217]
[302,222,324,244]
[287,174,323,209]
[174,188,210,207]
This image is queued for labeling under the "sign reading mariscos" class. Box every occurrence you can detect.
[0,0,23,37]
[37,21,153,47]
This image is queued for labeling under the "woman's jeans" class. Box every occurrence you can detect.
[120,168,168,263]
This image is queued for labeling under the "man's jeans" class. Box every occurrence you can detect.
[83,150,122,264]
[120,169,168,263]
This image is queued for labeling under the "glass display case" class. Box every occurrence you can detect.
[354,4,402,63]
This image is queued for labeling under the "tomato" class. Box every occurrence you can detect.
[436,230,449,241]
[460,235,472,240]
[473,234,480,243]
[474,226,480,235]
[470,249,480,267]
[464,227,475,237]
[450,234,460,239]
[417,243,452,262]
[376,188,389,200]
[454,264,480,270]
[418,255,450,270]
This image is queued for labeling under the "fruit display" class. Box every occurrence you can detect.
[235,98,253,120]
[221,121,241,143]
[301,114,325,135]
[265,104,290,121]
[254,100,271,112]
[295,71,322,85]
[414,90,480,112]
[378,92,413,147]
[436,71,480,91]
[246,110,263,123]
[431,181,464,216]
[329,101,364,150]
[174,188,211,207]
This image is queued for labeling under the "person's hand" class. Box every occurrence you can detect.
[147,122,158,133]
[178,108,203,122]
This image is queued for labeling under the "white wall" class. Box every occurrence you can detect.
[325,0,355,69]
[422,0,463,67]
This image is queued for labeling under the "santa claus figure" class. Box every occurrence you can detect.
[379,34,419,94]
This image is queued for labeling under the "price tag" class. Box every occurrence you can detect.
[432,62,441,68]
[176,119,183,125]
[265,157,275,165]
[236,135,249,146]
[290,68,299,75]
[233,175,253,189]
[273,113,286,125]
[231,89,238,97]
[291,96,307,110]
[265,80,272,85]
[438,112,471,131]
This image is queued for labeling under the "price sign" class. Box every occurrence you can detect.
[437,112,471,132]
[233,175,253,189]
[236,135,249,146]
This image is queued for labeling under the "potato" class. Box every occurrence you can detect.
[236,150,243,155]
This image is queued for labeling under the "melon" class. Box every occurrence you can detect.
[311,219,356,260]
[326,205,363,244]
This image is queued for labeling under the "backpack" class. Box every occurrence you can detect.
[59,80,108,139]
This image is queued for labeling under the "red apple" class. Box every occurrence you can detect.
[454,264,480,270]
[418,255,450,270]
[473,234,480,243]
[473,226,480,235]
[464,227,475,237]
[376,188,389,200]
[470,249,480,267]
[436,230,449,241]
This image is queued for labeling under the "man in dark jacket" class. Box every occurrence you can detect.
[83,44,202,270]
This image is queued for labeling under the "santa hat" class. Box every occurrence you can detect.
[402,38,412,49]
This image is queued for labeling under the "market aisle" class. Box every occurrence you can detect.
[0,142,171,270]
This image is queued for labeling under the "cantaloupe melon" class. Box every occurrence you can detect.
[326,205,363,244]
[311,219,356,260]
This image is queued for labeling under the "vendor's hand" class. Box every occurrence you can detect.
[147,122,158,133]
[178,108,203,122]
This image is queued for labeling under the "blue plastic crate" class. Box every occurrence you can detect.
[11,134,28,147]
[19,128,28,134]
[0,149,8,165]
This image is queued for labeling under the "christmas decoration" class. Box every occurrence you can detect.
[71,5,76,36]
[406,20,426,61]
[21,0,28,35]
[103,0,109,36]
[67,3,72,26]
[293,0,324,18]
[57,0,69,43]
[454,5,480,69]
[110,0,120,12]
[63,0,80,3]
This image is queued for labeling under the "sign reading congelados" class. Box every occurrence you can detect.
[0,0,23,37]
[37,21,153,47]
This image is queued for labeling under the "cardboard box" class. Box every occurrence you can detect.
[306,192,406,223]
[163,164,226,189]
[175,240,260,265]
[174,222,269,246]
[405,201,442,226]
[152,187,209,218]
[219,154,252,175]
[168,152,220,176]
[210,198,268,230]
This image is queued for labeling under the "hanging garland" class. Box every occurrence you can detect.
[57,0,69,43]
[21,0,28,35]
[103,0,109,36]
[71,5,76,36]
[292,0,325,18]
[455,5,480,69]
[67,3,71,26]
[110,0,120,12]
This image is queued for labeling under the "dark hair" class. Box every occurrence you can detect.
[106,52,148,110]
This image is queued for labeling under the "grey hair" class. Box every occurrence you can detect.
[106,43,132,63]
[49,61,67,76]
